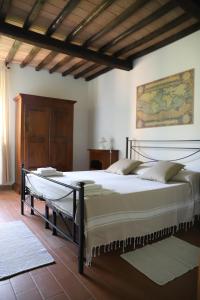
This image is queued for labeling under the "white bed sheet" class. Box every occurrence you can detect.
[26,169,200,220]
[27,170,189,198]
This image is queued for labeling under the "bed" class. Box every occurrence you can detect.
[21,138,200,274]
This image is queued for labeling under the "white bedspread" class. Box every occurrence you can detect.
[26,170,200,263]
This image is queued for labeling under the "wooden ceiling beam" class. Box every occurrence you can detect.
[83,0,149,48]
[65,0,115,42]
[174,0,200,21]
[5,40,21,66]
[22,0,78,70]
[35,51,57,71]
[21,46,41,68]
[62,60,86,76]
[35,0,79,72]
[0,0,11,21]
[84,13,200,80]
[21,0,46,67]
[49,56,73,73]
[85,67,112,81]
[23,0,46,30]
[99,1,178,53]
[128,22,200,61]
[74,63,100,79]
[114,13,190,57]
[46,0,80,36]
[0,21,132,70]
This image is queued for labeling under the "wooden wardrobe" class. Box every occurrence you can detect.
[14,93,76,192]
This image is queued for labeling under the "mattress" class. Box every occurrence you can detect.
[26,169,195,197]
[26,170,187,216]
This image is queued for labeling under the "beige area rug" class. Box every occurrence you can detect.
[121,236,200,285]
[0,220,54,280]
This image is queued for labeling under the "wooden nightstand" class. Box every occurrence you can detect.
[88,149,119,170]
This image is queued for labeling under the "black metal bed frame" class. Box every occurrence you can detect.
[21,138,200,275]
[21,165,85,274]
[126,137,200,161]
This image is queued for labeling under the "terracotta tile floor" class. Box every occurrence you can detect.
[0,190,199,300]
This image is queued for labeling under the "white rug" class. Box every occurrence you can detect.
[0,220,54,280]
[121,236,200,285]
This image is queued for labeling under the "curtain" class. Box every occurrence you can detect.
[0,63,11,184]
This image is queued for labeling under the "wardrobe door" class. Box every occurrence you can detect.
[25,106,51,169]
[50,105,73,171]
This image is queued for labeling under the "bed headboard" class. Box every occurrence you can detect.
[126,137,200,163]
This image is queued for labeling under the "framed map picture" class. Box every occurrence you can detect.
[136,69,194,128]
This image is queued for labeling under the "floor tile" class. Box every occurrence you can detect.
[10,273,36,294]
[31,270,63,299]
[0,192,198,300]
[16,288,42,300]
[46,292,70,300]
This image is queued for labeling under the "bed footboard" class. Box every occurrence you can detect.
[20,165,85,274]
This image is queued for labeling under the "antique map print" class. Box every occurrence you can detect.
[136,69,194,128]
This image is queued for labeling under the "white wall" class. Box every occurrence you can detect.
[5,30,200,184]
[8,65,89,184]
[88,30,200,165]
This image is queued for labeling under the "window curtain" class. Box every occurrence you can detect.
[0,63,11,184]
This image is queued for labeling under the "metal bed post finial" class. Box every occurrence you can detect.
[78,182,85,274]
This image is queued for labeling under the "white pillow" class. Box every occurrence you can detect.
[140,161,184,183]
[106,159,142,175]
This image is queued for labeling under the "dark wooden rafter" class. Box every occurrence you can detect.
[88,22,200,81]
[74,63,100,79]
[20,0,46,67]
[21,46,40,68]
[0,21,132,70]
[83,0,149,48]
[62,60,86,76]
[75,1,181,80]
[99,1,178,53]
[0,0,11,20]
[1,0,20,67]
[8,0,45,67]
[5,40,21,66]
[85,67,112,81]
[2,0,197,82]
[85,2,199,80]
[22,0,79,69]
[46,0,80,36]
[86,13,200,80]
[65,0,115,42]
[174,0,200,20]
[128,22,200,61]
[114,12,191,57]
[49,56,73,73]
[23,0,46,30]
[35,51,57,71]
